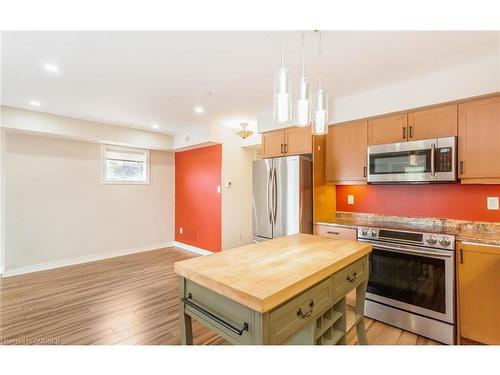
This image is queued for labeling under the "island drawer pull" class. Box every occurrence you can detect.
[296,300,315,318]
[346,271,357,283]
[182,293,249,336]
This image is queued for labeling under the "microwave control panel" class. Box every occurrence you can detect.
[436,147,453,172]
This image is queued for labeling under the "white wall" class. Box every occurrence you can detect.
[3,132,175,272]
[330,56,500,124]
[1,106,174,151]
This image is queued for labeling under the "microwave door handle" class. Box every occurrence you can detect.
[431,143,436,177]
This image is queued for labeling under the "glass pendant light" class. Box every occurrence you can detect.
[296,31,311,127]
[312,31,329,135]
[273,36,293,125]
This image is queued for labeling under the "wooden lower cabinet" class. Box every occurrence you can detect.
[326,120,368,184]
[458,96,500,182]
[457,242,500,344]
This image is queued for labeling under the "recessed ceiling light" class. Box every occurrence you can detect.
[29,100,41,107]
[194,106,204,114]
[152,124,160,129]
[44,63,59,73]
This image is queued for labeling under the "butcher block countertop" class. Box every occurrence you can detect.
[174,233,371,313]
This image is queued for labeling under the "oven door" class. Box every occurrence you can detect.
[364,240,455,323]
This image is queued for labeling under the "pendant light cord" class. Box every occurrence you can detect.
[301,31,305,78]
[318,30,322,89]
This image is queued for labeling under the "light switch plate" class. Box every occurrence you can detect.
[487,197,499,210]
[179,227,183,234]
[347,195,354,205]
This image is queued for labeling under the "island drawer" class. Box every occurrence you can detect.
[269,278,333,344]
[184,280,255,344]
[332,257,367,300]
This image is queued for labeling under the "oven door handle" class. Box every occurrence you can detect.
[370,242,452,258]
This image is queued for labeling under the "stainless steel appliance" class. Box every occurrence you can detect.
[252,156,312,242]
[358,226,456,344]
[367,136,456,183]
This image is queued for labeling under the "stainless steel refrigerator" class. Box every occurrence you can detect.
[252,155,313,242]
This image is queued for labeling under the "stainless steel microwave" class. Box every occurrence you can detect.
[367,136,457,183]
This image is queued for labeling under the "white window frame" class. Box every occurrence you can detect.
[101,144,150,184]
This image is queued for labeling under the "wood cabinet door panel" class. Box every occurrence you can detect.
[408,104,457,140]
[458,242,500,344]
[368,114,407,145]
[285,126,312,155]
[326,120,367,182]
[458,96,500,179]
[262,130,285,158]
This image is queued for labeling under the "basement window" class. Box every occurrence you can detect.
[101,145,149,184]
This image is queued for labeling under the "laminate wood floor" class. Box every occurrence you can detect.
[0,247,440,345]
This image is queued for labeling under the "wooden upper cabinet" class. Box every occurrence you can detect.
[458,96,500,181]
[457,242,500,344]
[262,127,312,158]
[368,114,407,145]
[407,104,457,141]
[285,126,312,156]
[326,120,368,183]
[262,129,285,158]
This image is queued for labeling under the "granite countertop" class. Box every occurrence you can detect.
[315,212,500,246]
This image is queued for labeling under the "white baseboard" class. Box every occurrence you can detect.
[2,242,176,278]
[173,241,213,256]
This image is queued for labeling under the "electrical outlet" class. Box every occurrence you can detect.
[348,195,354,205]
[179,227,183,234]
[487,197,499,210]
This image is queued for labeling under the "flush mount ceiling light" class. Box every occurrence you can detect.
[44,63,59,73]
[237,123,253,139]
[29,100,41,107]
[296,31,311,127]
[152,124,160,129]
[312,31,329,135]
[194,106,204,114]
[273,35,292,125]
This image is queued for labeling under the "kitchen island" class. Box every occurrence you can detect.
[174,234,372,345]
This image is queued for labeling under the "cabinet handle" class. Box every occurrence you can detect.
[327,231,340,235]
[182,293,249,336]
[403,127,407,140]
[363,166,367,177]
[460,249,464,264]
[409,126,413,138]
[346,271,357,283]
[296,300,315,318]
[281,144,284,154]
[284,144,288,154]
[460,161,464,175]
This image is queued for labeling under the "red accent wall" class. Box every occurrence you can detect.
[336,184,500,222]
[175,145,222,252]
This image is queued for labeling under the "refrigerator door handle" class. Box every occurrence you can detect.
[267,166,273,225]
[273,166,278,225]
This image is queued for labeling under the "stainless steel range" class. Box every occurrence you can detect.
[358,226,455,344]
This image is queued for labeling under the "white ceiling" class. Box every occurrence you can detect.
[1,31,499,135]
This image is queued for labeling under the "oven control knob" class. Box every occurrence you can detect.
[426,236,437,245]
[439,237,451,247]
[370,230,377,237]
[360,228,368,236]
